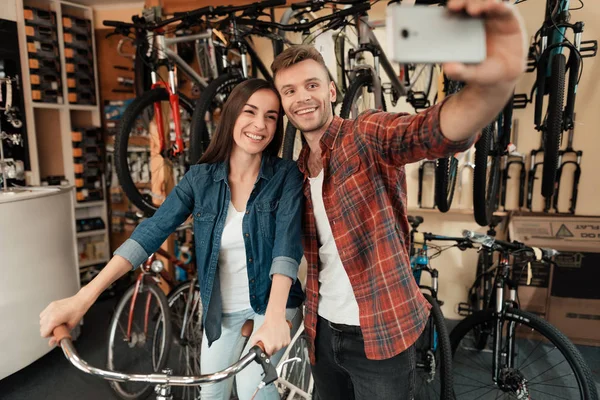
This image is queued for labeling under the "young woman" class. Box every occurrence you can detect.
[39,78,304,400]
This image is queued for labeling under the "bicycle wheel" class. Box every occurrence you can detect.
[154,280,203,400]
[435,156,459,213]
[541,54,566,198]
[473,123,501,227]
[134,41,152,96]
[468,251,494,350]
[450,308,598,400]
[340,72,387,119]
[189,73,246,164]
[276,325,314,399]
[274,8,305,56]
[413,293,453,400]
[114,88,194,217]
[107,281,172,400]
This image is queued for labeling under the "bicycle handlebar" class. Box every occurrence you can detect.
[237,2,369,32]
[462,230,559,259]
[291,0,366,11]
[53,322,290,386]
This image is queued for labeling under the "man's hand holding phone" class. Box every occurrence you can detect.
[444,0,527,88]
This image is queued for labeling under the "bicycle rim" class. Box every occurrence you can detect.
[114,88,193,216]
[155,281,203,400]
[107,282,171,399]
[450,309,595,400]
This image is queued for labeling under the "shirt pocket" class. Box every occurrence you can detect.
[256,199,279,239]
[193,208,217,245]
[333,155,373,204]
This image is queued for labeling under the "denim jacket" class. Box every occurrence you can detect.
[114,155,305,344]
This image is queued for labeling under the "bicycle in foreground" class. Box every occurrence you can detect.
[450,230,598,400]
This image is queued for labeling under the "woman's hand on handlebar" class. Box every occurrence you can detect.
[249,314,291,356]
[39,294,90,347]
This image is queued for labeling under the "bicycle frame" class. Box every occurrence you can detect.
[348,12,421,109]
[124,247,189,343]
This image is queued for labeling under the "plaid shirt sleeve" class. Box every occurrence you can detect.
[356,96,475,166]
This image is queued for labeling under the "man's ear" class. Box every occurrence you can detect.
[329,80,336,104]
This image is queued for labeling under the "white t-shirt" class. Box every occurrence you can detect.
[218,202,252,313]
[309,169,360,325]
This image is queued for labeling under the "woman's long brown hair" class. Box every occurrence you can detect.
[197,79,284,165]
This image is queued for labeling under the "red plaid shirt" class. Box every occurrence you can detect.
[297,101,474,362]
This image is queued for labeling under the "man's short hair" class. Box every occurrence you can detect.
[271,45,329,83]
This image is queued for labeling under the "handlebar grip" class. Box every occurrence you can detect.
[53,324,72,345]
[261,0,287,8]
[103,20,126,27]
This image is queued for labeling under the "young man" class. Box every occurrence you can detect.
[271,0,526,399]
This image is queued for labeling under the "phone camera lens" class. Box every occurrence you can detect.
[401,29,409,39]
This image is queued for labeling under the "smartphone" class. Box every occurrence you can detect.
[386,5,486,64]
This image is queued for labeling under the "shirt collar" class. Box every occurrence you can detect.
[297,116,344,176]
[212,154,274,182]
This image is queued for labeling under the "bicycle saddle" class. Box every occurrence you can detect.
[408,215,424,229]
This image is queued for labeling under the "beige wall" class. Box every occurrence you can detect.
[254,2,600,318]
[1,0,18,21]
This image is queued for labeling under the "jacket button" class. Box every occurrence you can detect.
[245,210,249,214]
[196,212,201,217]
[250,279,255,284]
[245,233,249,237]
[248,258,253,263]
[251,295,256,299]
[313,293,317,298]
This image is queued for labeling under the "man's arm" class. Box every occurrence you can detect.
[440,0,527,141]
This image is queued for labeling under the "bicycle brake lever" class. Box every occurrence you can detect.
[249,346,278,386]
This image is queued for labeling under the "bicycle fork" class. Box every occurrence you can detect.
[151,35,185,157]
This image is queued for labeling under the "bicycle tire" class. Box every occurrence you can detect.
[189,73,246,164]
[134,42,152,96]
[413,293,453,400]
[273,7,295,56]
[154,280,203,400]
[469,251,494,350]
[114,88,194,217]
[450,308,598,400]
[107,281,172,400]
[541,54,566,198]
[435,156,458,213]
[281,121,297,160]
[340,72,387,119]
[473,123,501,227]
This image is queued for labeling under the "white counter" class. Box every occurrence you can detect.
[0,187,80,379]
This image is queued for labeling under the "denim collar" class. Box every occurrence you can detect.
[212,154,274,183]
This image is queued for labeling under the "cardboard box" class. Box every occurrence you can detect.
[548,297,600,346]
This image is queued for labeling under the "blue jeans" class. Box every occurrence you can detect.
[200,307,302,400]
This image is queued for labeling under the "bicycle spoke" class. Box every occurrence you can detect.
[529,387,572,399]
[528,372,576,386]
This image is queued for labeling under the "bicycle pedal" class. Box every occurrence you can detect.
[512,94,529,109]
[408,91,430,110]
[580,40,598,58]
[457,302,473,317]
[382,83,394,95]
